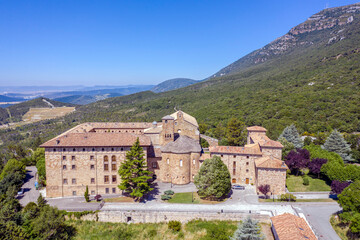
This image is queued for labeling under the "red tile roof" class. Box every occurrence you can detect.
[271,213,317,240]
[255,157,288,170]
[247,126,267,132]
[250,134,283,148]
[209,144,262,156]
[40,132,151,147]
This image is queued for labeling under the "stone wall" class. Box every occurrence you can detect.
[210,153,261,185]
[160,118,174,145]
[159,152,200,184]
[200,134,219,147]
[82,210,271,224]
[256,168,287,195]
[45,146,147,198]
[174,112,200,141]
[261,147,282,159]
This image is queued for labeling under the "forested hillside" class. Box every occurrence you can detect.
[0,3,360,151]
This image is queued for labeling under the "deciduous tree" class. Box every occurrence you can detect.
[194,156,231,200]
[118,138,153,201]
[308,158,327,178]
[331,180,350,195]
[258,184,270,199]
[285,149,310,176]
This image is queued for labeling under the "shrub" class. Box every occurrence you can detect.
[164,190,174,195]
[168,220,181,232]
[84,186,90,202]
[280,193,296,202]
[94,194,102,202]
[161,195,172,201]
[302,176,310,186]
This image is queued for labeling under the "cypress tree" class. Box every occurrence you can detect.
[230,217,264,240]
[118,138,153,201]
[323,130,353,162]
[279,124,303,149]
[84,185,89,202]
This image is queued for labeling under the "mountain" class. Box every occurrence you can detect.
[151,78,199,93]
[0,95,24,102]
[53,93,123,105]
[212,3,360,78]
[0,97,76,124]
[0,3,359,150]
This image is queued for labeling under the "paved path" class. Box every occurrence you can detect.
[18,166,40,206]
[295,205,342,240]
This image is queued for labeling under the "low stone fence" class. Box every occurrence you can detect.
[81,210,271,224]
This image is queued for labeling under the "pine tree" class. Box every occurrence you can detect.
[118,138,153,201]
[84,185,90,202]
[278,124,303,149]
[226,118,247,146]
[323,130,353,162]
[230,217,264,240]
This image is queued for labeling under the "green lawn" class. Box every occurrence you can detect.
[167,192,225,204]
[286,175,331,192]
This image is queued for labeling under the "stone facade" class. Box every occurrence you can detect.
[41,110,288,198]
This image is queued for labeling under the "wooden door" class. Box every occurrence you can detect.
[232,178,236,183]
[245,178,249,184]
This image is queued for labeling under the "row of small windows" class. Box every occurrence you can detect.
[62,155,118,162]
[72,188,116,196]
[63,164,117,171]
[64,175,117,185]
[219,154,250,159]
[166,159,197,166]
[53,147,126,152]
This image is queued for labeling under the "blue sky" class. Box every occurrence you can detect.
[0,0,358,86]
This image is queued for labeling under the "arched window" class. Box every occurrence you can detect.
[104,156,109,171]
[167,158,169,164]
[180,160,183,167]
[104,156,109,162]
[111,155,116,162]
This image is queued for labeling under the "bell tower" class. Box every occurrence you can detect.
[160,115,175,145]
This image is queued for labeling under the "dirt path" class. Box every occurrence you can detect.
[42,98,55,108]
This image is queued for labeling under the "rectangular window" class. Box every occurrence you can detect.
[233,169,236,175]
[104,176,109,183]
[63,179,68,184]
[193,159,195,165]
[111,164,117,171]
[63,165,67,170]
[233,155,236,158]
[72,156,75,161]
[152,162,157,168]
[105,188,109,194]
[104,164,109,171]
[90,165,95,170]
[91,178,95,184]
[90,155,94,160]
[246,169,249,172]
[72,178,76,184]
[180,160,183,167]
[72,165,76,170]
[246,162,249,165]
[91,190,95,195]
[112,188,116,193]
[72,191,76,196]
[221,155,223,158]
[62,156,66,160]
[112,175,117,183]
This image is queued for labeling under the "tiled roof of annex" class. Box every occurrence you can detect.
[255,156,288,170]
[250,134,283,148]
[40,132,151,148]
[161,135,201,154]
[209,144,262,156]
[65,122,153,134]
[271,213,317,240]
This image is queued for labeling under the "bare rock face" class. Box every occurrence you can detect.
[212,3,360,78]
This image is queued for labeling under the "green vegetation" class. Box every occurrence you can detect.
[279,124,303,149]
[168,192,200,204]
[286,174,331,192]
[118,138,153,201]
[323,130,353,162]
[230,217,264,240]
[66,219,243,240]
[168,220,181,232]
[84,186,90,202]
[194,156,231,200]
[279,193,297,202]
[338,181,360,235]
